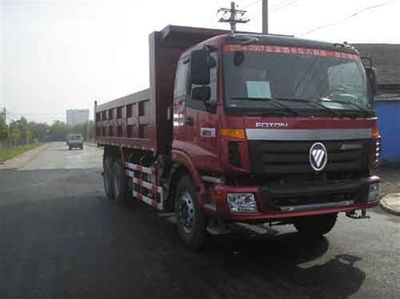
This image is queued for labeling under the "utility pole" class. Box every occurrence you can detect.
[262,0,268,34]
[218,2,249,33]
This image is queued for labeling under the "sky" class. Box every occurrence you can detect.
[1,0,399,124]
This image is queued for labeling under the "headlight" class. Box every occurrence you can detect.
[227,193,257,212]
[368,183,380,202]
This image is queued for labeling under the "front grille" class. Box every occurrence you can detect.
[248,140,371,175]
[228,141,242,167]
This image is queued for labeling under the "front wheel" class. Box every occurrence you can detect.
[294,213,338,238]
[175,175,207,250]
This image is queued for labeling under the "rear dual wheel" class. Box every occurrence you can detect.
[103,157,130,204]
[103,156,115,200]
[112,159,130,204]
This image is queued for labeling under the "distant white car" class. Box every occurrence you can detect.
[68,134,84,150]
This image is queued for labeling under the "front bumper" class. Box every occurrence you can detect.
[203,176,380,222]
[69,142,83,147]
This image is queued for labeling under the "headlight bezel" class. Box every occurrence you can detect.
[227,193,258,213]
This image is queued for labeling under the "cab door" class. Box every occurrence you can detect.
[173,52,221,173]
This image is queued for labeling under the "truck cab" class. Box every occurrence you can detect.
[172,34,380,223]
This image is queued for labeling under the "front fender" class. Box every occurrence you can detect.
[171,149,203,186]
[171,149,209,209]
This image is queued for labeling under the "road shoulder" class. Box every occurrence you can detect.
[380,193,400,216]
[84,142,98,147]
[0,143,50,171]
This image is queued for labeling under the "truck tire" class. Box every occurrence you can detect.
[175,175,207,250]
[294,213,338,238]
[112,159,130,204]
[103,156,115,201]
[69,145,72,150]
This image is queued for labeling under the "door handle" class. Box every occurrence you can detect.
[185,117,194,126]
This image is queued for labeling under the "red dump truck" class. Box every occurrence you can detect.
[95,25,381,249]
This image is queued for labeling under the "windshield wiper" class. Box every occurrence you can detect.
[230,97,299,116]
[318,98,373,117]
[276,97,342,117]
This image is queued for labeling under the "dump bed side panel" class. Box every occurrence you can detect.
[95,89,157,150]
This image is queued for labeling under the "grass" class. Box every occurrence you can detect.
[0,143,41,163]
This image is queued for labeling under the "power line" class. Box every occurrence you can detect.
[243,0,262,9]
[299,0,398,36]
[271,0,299,11]
[244,0,298,11]
[243,0,299,34]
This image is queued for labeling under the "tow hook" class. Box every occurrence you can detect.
[346,209,370,219]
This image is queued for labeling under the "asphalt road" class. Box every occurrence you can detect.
[0,142,399,298]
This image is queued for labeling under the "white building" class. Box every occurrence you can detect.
[66,109,89,126]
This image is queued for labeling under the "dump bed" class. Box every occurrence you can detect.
[95,25,228,154]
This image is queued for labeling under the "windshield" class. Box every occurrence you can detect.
[223,44,374,117]
[71,135,82,140]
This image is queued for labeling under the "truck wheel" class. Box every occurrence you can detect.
[294,213,338,238]
[112,159,130,204]
[103,156,115,200]
[175,175,207,250]
[69,145,72,150]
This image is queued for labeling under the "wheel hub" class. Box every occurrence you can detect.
[178,192,195,234]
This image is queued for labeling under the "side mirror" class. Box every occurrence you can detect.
[366,67,378,97]
[190,49,210,85]
[362,57,378,97]
[192,86,211,102]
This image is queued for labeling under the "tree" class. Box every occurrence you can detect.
[27,121,50,141]
[9,117,29,144]
[1,116,93,144]
[50,120,68,141]
[9,128,21,145]
[0,118,8,141]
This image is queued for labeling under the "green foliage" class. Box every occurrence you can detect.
[0,143,40,162]
[49,120,94,141]
[7,117,49,145]
[0,116,94,145]
[0,118,8,141]
[50,120,68,141]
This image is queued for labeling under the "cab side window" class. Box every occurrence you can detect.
[174,59,190,103]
